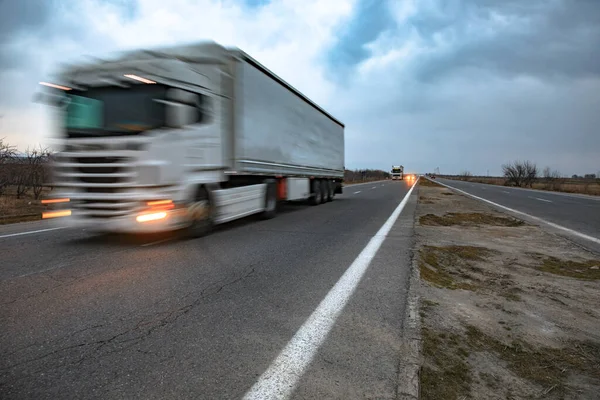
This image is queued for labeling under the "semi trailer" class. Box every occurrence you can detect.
[38,41,345,237]
[391,165,404,180]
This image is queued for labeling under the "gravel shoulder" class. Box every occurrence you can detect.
[415,179,600,400]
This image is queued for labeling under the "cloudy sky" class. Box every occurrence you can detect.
[1,0,598,176]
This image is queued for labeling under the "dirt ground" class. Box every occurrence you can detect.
[0,186,53,224]
[415,179,600,400]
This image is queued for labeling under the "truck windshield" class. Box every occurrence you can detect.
[392,168,402,173]
[64,85,168,137]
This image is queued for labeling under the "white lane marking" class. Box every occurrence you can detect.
[14,264,67,279]
[502,191,510,194]
[141,238,172,247]
[531,197,552,203]
[344,180,387,188]
[371,186,377,189]
[0,227,65,239]
[243,179,419,400]
[354,191,361,194]
[434,179,600,245]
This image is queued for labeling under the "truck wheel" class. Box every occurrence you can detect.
[309,179,322,205]
[326,180,334,202]
[185,186,214,239]
[260,179,277,219]
[320,180,327,204]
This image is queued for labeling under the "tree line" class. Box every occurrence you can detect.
[344,168,390,183]
[456,160,598,188]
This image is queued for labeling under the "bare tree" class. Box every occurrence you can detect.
[0,138,17,196]
[26,145,52,200]
[460,170,472,181]
[13,157,29,199]
[502,160,538,187]
[542,166,562,190]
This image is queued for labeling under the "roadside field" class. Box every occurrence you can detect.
[415,180,600,399]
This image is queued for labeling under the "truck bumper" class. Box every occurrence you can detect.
[51,208,190,235]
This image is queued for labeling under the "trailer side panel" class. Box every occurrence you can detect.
[233,59,344,178]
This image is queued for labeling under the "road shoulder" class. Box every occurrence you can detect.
[415,180,600,399]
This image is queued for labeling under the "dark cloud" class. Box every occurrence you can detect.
[0,0,56,42]
[0,0,56,71]
[410,0,600,82]
[325,0,396,77]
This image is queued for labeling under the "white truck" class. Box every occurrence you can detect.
[38,42,345,237]
[391,165,404,180]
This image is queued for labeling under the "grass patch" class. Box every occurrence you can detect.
[419,179,442,187]
[532,256,600,280]
[465,325,600,395]
[499,287,523,302]
[441,192,454,196]
[421,327,472,400]
[419,245,495,290]
[419,195,435,204]
[0,186,50,222]
[420,212,524,227]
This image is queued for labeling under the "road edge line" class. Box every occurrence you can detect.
[242,178,420,400]
[0,227,65,239]
[432,178,600,245]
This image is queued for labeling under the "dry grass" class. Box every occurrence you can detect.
[421,314,600,399]
[419,179,442,187]
[465,325,600,395]
[0,185,51,224]
[419,245,496,290]
[419,195,435,204]
[420,212,525,227]
[421,327,472,400]
[526,254,600,280]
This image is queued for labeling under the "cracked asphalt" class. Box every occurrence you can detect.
[0,180,417,400]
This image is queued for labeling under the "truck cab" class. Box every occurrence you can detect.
[391,165,404,180]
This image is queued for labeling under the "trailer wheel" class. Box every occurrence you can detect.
[185,186,215,239]
[319,180,327,204]
[260,179,277,220]
[309,179,322,205]
[326,180,334,202]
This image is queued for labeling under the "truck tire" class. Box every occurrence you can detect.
[185,186,215,239]
[319,180,327,204]
[326,180,334,202]
[309,179,322,205]
[260,179,277,219]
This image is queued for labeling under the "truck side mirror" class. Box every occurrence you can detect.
[160,88,201,128]
[165,102,189,129]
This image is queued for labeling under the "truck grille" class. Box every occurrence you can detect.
[53,151,138,219]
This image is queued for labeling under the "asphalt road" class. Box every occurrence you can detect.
[435,178,600,250]
[0,179,417,400]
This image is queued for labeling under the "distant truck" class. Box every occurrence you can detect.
[37,42,345,237]
[391,165,404,180]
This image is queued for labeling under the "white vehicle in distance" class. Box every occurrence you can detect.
[391,165,404,180]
